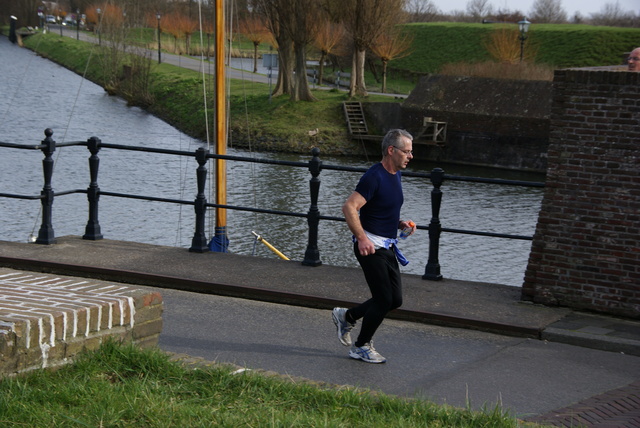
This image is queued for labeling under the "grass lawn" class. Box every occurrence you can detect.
[0,340,536,427]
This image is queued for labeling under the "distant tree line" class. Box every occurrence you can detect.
[3,0,637,31]
[1,0,637,103]
[406,0,638,26]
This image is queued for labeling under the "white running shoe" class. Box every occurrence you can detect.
[348,342,386,364]
[332,307,355,346]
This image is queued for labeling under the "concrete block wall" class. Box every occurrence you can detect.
[522,69,640,318]
[0,268,163,376]
[374,75,553,171]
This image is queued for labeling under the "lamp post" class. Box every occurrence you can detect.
[156,13,161,64]
[122,11,127,46]
[97,8,101,46]
[76,8,80,40]
[518,18,531,63]
[9,15,17,44]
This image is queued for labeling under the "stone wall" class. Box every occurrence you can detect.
[369,75,552,171]
[0,268,163,376]
[522,69,640,318]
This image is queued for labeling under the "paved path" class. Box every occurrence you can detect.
[1,236,639,426]
[47,25,406,98]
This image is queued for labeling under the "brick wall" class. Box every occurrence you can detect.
[0,268,163,376]
[522,69,640,318]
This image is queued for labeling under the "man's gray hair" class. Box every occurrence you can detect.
[381,129,413,156]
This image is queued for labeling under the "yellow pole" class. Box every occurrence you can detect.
[252,231,290,260]
[215,0,226,230]
[209,0,228,251]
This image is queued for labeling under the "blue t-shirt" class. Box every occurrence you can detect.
[354,162,403,239]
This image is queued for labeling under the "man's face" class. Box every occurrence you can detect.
[628,49,640,72]
[392,137,413,170]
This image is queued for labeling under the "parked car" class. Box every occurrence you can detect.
[62,16,76,26]
[45,15,56,24]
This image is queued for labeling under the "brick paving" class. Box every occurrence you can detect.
[526,380,640,427]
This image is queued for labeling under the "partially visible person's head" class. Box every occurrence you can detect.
[627,47,640,72]
[381,129,413,157]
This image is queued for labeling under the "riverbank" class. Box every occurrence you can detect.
[18,32,555,171]
[11,30,553,173]
[19,32,402,157]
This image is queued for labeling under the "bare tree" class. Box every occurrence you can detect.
[466,0,493,20]
[314,21,348,87]
[163,12,187,54]
[181,14,198,55]
[370,28,413,93]
[529,0,567,23]
[484,25,527,63]
[254,0,295,97]
[591,1,624,24]
[493,8,525,23]
[326,0,406,97]
[238,16,271,72]
[200,14,215,59]
[276,0,323,101]
[1,0,41,27]
[91,4,128,92]
[590,2,637,27]
[448,10,470,22]
[233,0,253,21]
[109,0,166,28]
[570,11,585,24]
[255,0,327,101]
[404,0,440,22]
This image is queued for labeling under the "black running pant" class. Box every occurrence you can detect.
[349,243,403,347]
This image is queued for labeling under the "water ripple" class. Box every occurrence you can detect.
[0,37,544,287]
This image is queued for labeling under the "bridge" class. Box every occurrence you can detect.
[1,235,639,426]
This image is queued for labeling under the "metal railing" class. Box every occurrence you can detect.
[0,129,545,280]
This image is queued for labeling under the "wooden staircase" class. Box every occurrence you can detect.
[343,102,369,136]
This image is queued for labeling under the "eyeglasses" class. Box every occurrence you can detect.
[392,145,413,156]
[627,56,640,62]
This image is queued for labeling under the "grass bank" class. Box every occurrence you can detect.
[21,33,401,156]
[0,340,537,427]
[392,23,640,73]
[128,23,640,77]
[20,22,638,156]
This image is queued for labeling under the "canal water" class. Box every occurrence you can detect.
[0,36,545,287]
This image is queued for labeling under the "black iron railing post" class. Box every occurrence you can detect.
[423,167,444,280]
[303,147,322,266]
[36,128,56,244]
[83,136,103,240]
[190,147,209,252]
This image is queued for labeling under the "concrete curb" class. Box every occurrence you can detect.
[543,327,640,356]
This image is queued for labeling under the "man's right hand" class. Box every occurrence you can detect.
[357,237,375,257]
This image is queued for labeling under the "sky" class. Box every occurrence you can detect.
[434,0,639,19]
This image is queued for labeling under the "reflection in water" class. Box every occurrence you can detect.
[0,37,543,286]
